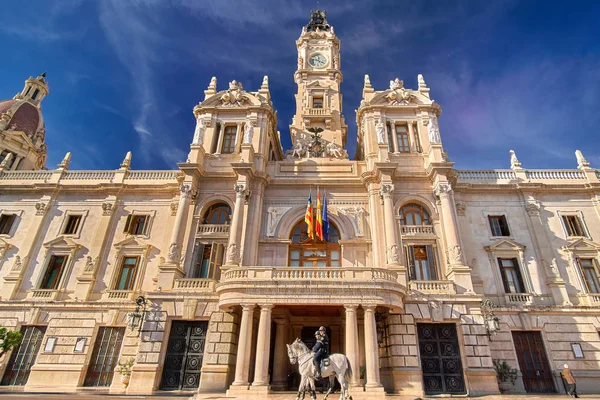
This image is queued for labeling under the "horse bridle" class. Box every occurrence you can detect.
[292,345,314,368]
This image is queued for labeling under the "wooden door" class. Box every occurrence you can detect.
[160,321,208,390]
[512,331,555,393]
[1,326,46,386]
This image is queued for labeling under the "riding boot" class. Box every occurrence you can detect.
[314,361,321,380]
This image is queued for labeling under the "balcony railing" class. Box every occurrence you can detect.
[174,279,216,291]
[400,225,435,236]
[457,168,595,184]
[505,293,534,305]
[408,280,456,294]
[221,266,398,284]
[29,289,59,301]
[197,224,230,236]
[578,293,600,307]
[307,108,329,116]
[103,290,135,301]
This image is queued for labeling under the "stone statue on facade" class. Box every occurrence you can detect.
[376,118,386,144]
[447,245,462,264]
[243,120,254,144]
[288,138,307,159]
[510,150,521,169]
[226,243,240,264]
[427,115,441,144]
[386,245,400,264]
[326,139,344,159]
[192,116,205,145]
[575,150,590,168]
[386,78,413,105]
[266,206,291,237]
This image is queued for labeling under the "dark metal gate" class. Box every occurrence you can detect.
[84,327,125,387]
[418,323,466,395]
[1,326,46,386]
[160,321,207,390]
[512,331,555,393]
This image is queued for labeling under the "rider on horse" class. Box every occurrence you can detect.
[312,326,329,379]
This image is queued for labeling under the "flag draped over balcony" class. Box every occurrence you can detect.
[305,190,314,240]
[322,191,329,241]
[316,188,324,241]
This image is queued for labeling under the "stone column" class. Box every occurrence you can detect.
[231,304,255,386]
[390,121,399,153]
[363,306,383,389]
[166,184,192,264]
[380,184,400,266]
[271,318,288,390]
[252,304,273,387]
[215,124,224,155]
[435,182,473,291]
[225,184,246,266]
[345,305,361,387]
[235,122,243,153]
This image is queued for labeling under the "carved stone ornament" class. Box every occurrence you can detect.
[510,149,521,169]
[376,118,386,144]
[525,201,540,216]
[170,202,178,216]
[575,149,590,168]
[11,255,22,272]
[385,78,413,105]
[192,116,205,145]
[266,206,291,237]
[379,184,394,199]
[102,201,115,216]
[455,202,467,216]
[226,243,240,264]
[287,137,307,159]
[338,207,365,237]
[427,115,441,144]
[180,184,192,199]
[549,258,560,277]
[234,184,247,198]
[167,243,180,263]
[35,202,49,216]
[386,244,400,264]
[447,244,462,264]
[220,80,246,107]
[243,119,254,144]
[325,139,346,159]
[84,256,99,273]
[434,183,453,198]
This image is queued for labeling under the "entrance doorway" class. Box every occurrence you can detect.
[160,321,208,390]
[512,331,555,393]
[84,327,125,387]
[1,326,46,386]
[417,323,466,395]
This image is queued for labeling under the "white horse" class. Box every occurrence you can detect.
[287,338,353,400]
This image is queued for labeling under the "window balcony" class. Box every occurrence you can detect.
[307,108,330,116]
[577,293,600,307]
[400,225,435,236]
[102,290,135,302]
[173,278,216,291]
[504,293,534,305]
[197,224,230,237]
[408,280,456,294]
[28,289,60,301]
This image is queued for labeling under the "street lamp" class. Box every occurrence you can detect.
[481,298,500,340]
[127,296,148,336]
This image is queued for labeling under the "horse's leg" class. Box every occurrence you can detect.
[296,376,304,400]
[324,375,334,399]
[310,378,317,400]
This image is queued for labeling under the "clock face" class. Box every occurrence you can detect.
[309,54,327,68]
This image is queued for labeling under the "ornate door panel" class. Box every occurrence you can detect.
[1,326,46,386]
[84,327,125,387]
[160,321,207,390]
[512,331,555,393]
[418,323,466,395]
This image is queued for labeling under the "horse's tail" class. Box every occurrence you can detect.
[345,355,353,379]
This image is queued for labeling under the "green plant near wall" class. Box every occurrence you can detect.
[116,358,135,376]
[493,360,518,385]
[0,327,23,358]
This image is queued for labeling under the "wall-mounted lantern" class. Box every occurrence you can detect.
[127,295,148,336]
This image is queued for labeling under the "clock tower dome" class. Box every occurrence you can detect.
[290,10,348,153]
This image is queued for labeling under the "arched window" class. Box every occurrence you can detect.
[289,220,340,267]
[203,203,231,225]
[400,204,430,226]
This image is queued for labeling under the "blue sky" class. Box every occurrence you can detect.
[1,0,599,171]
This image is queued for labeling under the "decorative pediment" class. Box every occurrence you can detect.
[306,80,333,89]
[485,238,526,252]
[114,236,153,251]
[369,88,426,107]
[43,236,81,251]
[562,238,600,252]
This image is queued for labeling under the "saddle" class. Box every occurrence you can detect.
[320,357,330,368]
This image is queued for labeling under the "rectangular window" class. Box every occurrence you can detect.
[413,124,422,153]
[406,245,438,280]
[63,215,82,235]
[40,255,68,289]
[498,258,526,293]
[221,126,237,154]
[0,214,16,235]
[577,258,600,294]
[115,256,140,290]
[562,215,585,237]
[488,215,510,236]
[123,214,149,235]
[191,242,224,279]
[395,125,410,152]
[313,96,323,109]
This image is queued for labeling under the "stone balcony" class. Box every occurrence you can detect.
[577,293,600,307]
[408,280,456,294]
[196,224,230,237]
[306,108,330,116]
[173,278,216,291]
[400,225,435,236]
[216,266,406,310]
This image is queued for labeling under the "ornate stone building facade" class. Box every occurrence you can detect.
[0,10,599,398]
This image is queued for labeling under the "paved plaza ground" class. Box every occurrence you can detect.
[0,393,598,400]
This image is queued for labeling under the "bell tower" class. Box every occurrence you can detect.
[290,10,348,152]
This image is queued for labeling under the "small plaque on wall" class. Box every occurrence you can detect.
[44,337,57,353]
[571,343,584,359]
[74,337,86,353]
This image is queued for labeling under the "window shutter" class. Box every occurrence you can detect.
[215,243,224,281]
[124,215,132,234]
[191,241,205,278]
[498,258,511,293]
[405,246,416,280]
[209,242,224,280]
[142,215,150,236]
[513,257,526,293]
[426,245,438,280]
[488,217,496,236]
[501,216,510,236]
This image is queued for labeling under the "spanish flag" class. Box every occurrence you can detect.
[316,188,324,241]
[305,190,314,240]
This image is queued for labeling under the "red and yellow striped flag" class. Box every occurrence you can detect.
[316,188,324,241]
[305,191,314,240]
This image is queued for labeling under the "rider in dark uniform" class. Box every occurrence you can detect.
[312,326,329,379]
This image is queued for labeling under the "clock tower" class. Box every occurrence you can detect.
[290,10,348,153]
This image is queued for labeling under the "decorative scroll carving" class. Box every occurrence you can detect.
[379,184,394,200]
[220,80,246,107]
[35,202,49,216]
[338,207,365,237]
[266,207,291,237]
[102,201,115,216]
[434,183,452,198]
[385,78,413,105]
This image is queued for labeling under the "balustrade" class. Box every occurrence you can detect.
[104,290,134,301]
[220,266,398,284]
[29,289,58,300]
[457,170,516,181]
[505,293,534,305]
[173,278,215,291]
[0,170,53,181]
[197,224,230,236]
[400,225,435,236]
[307,108,329,116]
[525,170,585,180]
[126,170,180,180]
[408,280,456,294]
[62,170,116,181]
